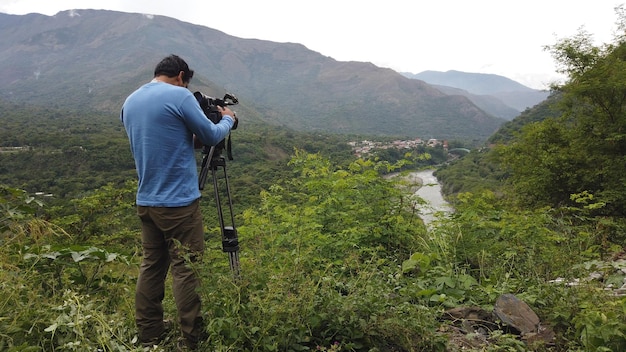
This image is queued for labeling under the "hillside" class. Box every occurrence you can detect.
[435,92,562,199]
[0,10,506,141]
[404,70,551,117]
[487,92,562,144]
[429,84,521,120]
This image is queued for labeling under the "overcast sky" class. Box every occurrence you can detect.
[0,0,622,89]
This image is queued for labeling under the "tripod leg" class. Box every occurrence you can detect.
[210,161,226,231]
[229,251,240,277]
[220,160,237,227]
[198,146,216,191]
[210,157,241,279]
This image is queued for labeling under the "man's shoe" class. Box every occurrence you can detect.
[176,337,195,351]
[141,337,160,349]
[140,320,173,348]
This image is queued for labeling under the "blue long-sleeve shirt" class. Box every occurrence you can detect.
[121,81,234,207]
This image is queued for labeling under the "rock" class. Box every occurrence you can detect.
[493,293,556,346]
[493,294,539,335]
[442,294,555,349]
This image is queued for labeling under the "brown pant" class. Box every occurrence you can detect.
[135,199,205,345]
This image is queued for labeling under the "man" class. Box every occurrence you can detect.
[121,54,237,350]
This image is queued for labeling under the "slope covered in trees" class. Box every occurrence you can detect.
[440,12,626,221]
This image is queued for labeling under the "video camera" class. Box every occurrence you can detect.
[193,91,239,160]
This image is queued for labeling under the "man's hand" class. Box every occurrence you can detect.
[218,105,234,118]
[218,106,238,126]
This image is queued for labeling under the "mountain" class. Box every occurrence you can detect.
[488,92,562,145]
[403,70,551,119]
[427,84,521,121]
[0,10,507,141]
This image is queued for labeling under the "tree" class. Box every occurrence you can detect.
[499,6,626,216]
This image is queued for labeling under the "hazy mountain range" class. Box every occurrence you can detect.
[404,70,550,119]
[0,9,549,141]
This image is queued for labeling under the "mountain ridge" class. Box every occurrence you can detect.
[409,70,536,94]
[404,70,550,114]
[0,9,538,141]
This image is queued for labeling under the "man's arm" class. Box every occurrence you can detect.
[182,94,235,146]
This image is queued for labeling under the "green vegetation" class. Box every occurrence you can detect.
[3,11,626,351]
[3,147,626,351]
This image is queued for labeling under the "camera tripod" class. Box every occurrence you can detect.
[198,145,240,279]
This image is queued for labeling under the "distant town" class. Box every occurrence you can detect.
[0,146,31,153]
[348,138,447,157]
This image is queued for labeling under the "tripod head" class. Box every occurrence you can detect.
[193,91,239,160]
[193,92,239,129]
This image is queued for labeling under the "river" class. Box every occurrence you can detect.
[401,169,452,226]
